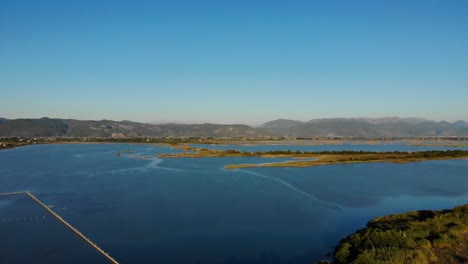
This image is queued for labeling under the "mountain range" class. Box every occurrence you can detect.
[0,117,467,138]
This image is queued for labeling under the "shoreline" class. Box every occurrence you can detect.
[2,137,468,151]
[224,155,468,169]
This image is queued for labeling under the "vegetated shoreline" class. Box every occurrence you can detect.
[0,138,186,151]
[158,148,468,169]
[224,152,468,169]
[332,204,468,264]
[2,137,468,151]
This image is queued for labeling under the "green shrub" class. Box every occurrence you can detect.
[333,204,468,263]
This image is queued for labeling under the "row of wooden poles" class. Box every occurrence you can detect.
[0,191,119,264]
[1,215,46,223]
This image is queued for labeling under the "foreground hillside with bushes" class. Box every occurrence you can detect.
[334,204,468,264]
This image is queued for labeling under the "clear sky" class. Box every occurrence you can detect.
[1,0,467,125]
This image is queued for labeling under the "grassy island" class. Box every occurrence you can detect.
[224,150,468,169]
[333,204,468,264]
[158,149,468,169]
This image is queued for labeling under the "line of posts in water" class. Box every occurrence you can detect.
[0,215,46,223]
[24,192,120,264]
[0,191,119,264]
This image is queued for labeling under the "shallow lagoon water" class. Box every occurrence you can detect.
[0,144,467,263]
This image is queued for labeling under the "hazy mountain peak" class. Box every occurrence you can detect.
[268,117,468,137]
[355,117,430,124]
[454,120,468,127]
[260,119,304,129]
[438,120,451,125]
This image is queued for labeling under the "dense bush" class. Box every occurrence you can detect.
[334,204,468,264]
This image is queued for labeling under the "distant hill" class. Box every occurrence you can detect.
[352,117,429,124]
[0,117,467,138]
[0,118,68,137]
[260,119,304,133]
[0,118,272,138]
[454,120,468,128]
[260,117,468,137]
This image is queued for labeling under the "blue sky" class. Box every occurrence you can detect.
[1,0,467,125]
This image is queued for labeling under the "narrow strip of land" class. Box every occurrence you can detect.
[225,150,468,169]
[156,149,468,169]
[0,191,119,264]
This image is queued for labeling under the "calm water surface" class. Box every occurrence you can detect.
[0,144,467,263]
